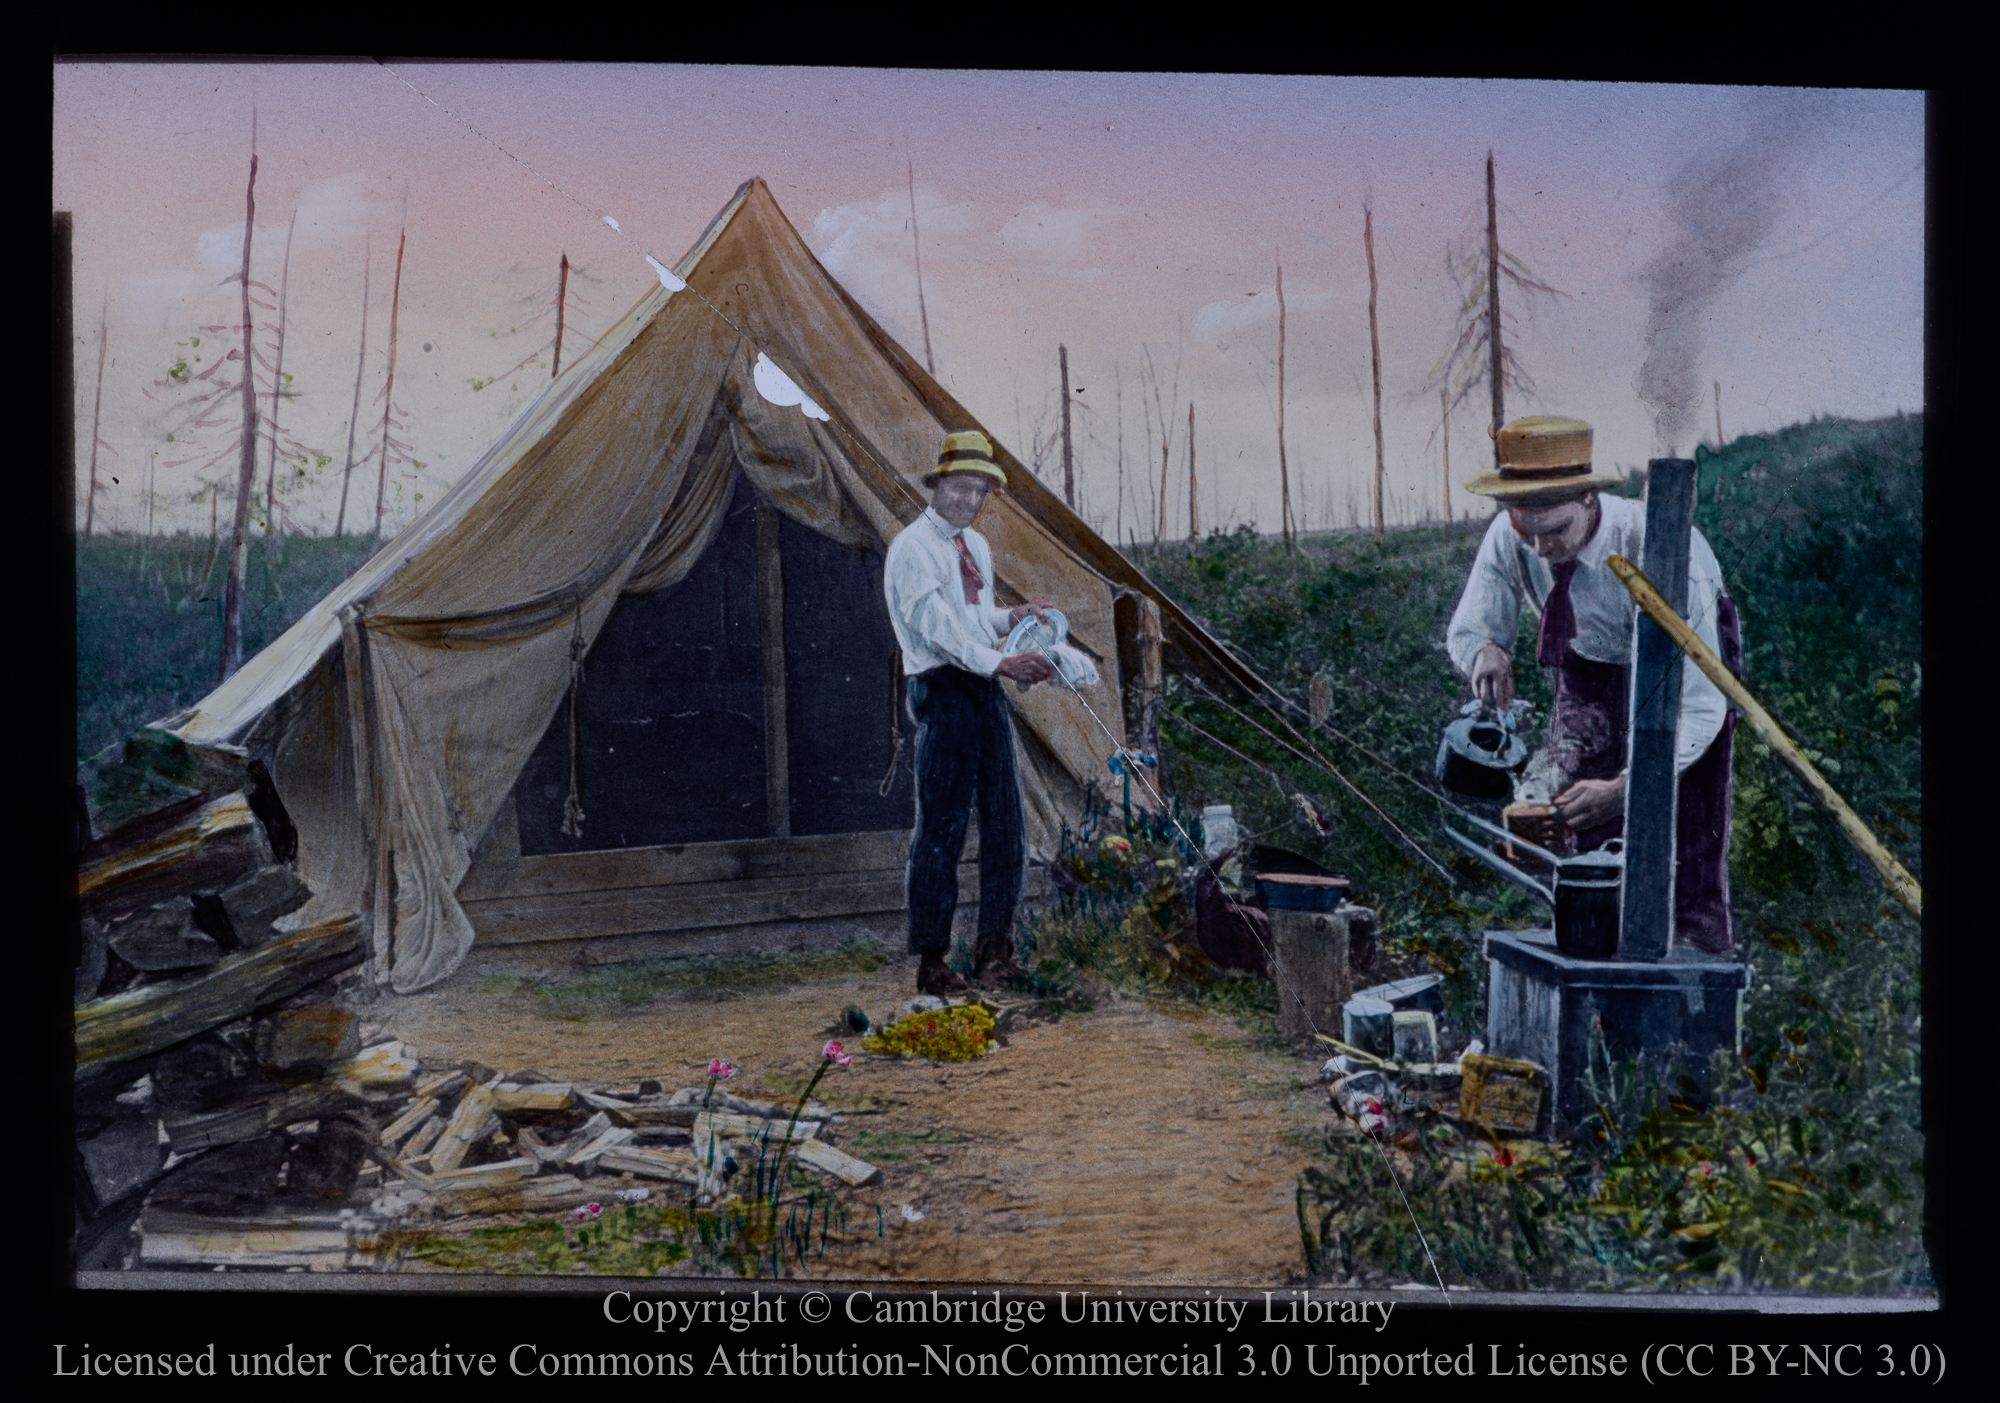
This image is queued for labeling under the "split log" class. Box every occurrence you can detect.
[419,1155,537,1190]
[378,1096,440,1148]
[609,1101,698,1128]
[490,1082,575,1113]
[163,1082,357,1155]
[576,1087,636,1112]
[594,1142,712,1188]
[433,1172,591,1217]
[668,1087,840,1122]
[411,1069,468,1101]
[332,1041,419,1097]
[401,1114,447,1160]
[73,913,366,1073]
[426,1084,501,1172]
[98,898,222,972]
[80,729,249,845]
[565,1124,635,1166]
[213,863,311,946]
[77,792,271,916]
[254,1007,358,1070]
[76,1116,170,1212]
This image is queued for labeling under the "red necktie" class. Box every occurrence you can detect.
[952,534,983,605]
[1537,559,1580,666]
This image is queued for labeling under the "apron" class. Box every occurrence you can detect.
[1551,595,1742,955]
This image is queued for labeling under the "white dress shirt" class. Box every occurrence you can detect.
[1445,494,1731,773]
[884,507,1016,677]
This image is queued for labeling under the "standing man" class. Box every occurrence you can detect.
[885,431,1059,995]
[1445,416,1744,954]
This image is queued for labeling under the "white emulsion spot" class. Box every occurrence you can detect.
[753,351,830,422]
[644,255,687,292]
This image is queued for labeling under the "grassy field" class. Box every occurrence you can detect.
[73,413,1925,1292]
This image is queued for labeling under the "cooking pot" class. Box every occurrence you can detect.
[1439,815,1626,960]
[1434,701,1532,798]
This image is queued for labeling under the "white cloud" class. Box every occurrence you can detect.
[1194,285,1334,348]
[994,203,1104,281]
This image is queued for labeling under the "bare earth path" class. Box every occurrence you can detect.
[373,949,1332,1287]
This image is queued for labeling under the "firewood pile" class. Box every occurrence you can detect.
[72,734,881,1274]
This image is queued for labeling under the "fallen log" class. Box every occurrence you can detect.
[594,1142,713,1188]
[490,1082,575,1113]
[77,792,272,916]
[73,913,366,1074]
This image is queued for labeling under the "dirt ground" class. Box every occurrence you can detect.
[366,945,1335,1287]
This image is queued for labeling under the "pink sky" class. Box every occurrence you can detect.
[55,63,1923,542]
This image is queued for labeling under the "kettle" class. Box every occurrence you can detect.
[1439,814,1625,960]
[1434,700,1533,799]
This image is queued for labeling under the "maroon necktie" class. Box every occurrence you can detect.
[1537,559,1580,666]
[952,534,984,605]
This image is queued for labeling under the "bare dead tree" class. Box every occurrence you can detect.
[1059,344,1074,508]
[1114,361,1125,548]
[1440,386,1453,523]
[1365,206,1386,543]
[908,159,935,375]
[1487,153,1503,456]
[373,227,408,539]
[1187,401,1198,546]
[1276,248,1294,554]
[84,308,110,539]
[336,228,373,537]
[218,145,261,683]
[552,251,570,378]
[261,207,299,541]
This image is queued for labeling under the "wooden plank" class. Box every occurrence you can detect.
[332,1041,419,1097]
[76,792,271,914]
[789,1138,883,1186]
[565,1125,635,1166]
[695,1110,820,1143]
[595,1143,711,1187]
[378,1096,441,1147]
[755,502,790,840]
[427,1084,501,1172]
[137,1208,355,1267]
[74,913,366,1073]
[465,864,985,947]
[456,828,912,902]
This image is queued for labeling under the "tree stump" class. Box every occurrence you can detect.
[1270,906,1355,1043]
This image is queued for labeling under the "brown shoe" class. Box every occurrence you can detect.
[916,954,968,996]
[974,956,1031,991]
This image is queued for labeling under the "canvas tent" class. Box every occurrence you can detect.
[144,178,1261,993]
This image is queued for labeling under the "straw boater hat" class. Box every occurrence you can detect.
[923,430,1009,491]
[1464,416,1625,499]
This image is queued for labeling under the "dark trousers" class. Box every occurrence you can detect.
[905,667,1025,956]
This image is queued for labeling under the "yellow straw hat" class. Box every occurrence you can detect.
[923,430,1009,490]
[1464,416,1625,498]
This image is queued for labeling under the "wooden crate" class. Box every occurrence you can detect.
[1460,1053,1546,1137]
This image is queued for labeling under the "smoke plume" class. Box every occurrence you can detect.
[1633,97,1823,453]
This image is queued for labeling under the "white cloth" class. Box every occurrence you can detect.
[1445,494,1731,774]
[884,507,1016,677]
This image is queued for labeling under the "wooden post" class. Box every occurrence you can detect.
[755,503,791,839]
[1271,908,1352,1043]
[552,251,569,379]
[373,228,407,539]
[1187,401,1198,546]
[1618,458,1696,961]
[1487,151,1504,461]
[1365,207,1385,543]
[1440,387,1452,524]
[1277,249,1293,554]
[335,230,372,537]
[1059,343,1074,509]
[220,148,260,683]
[1137,595,1162,755]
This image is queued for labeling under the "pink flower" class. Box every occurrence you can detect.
[708,1058,736,1079]
[822,1040,852,1067]
[574,1203,603,1221]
